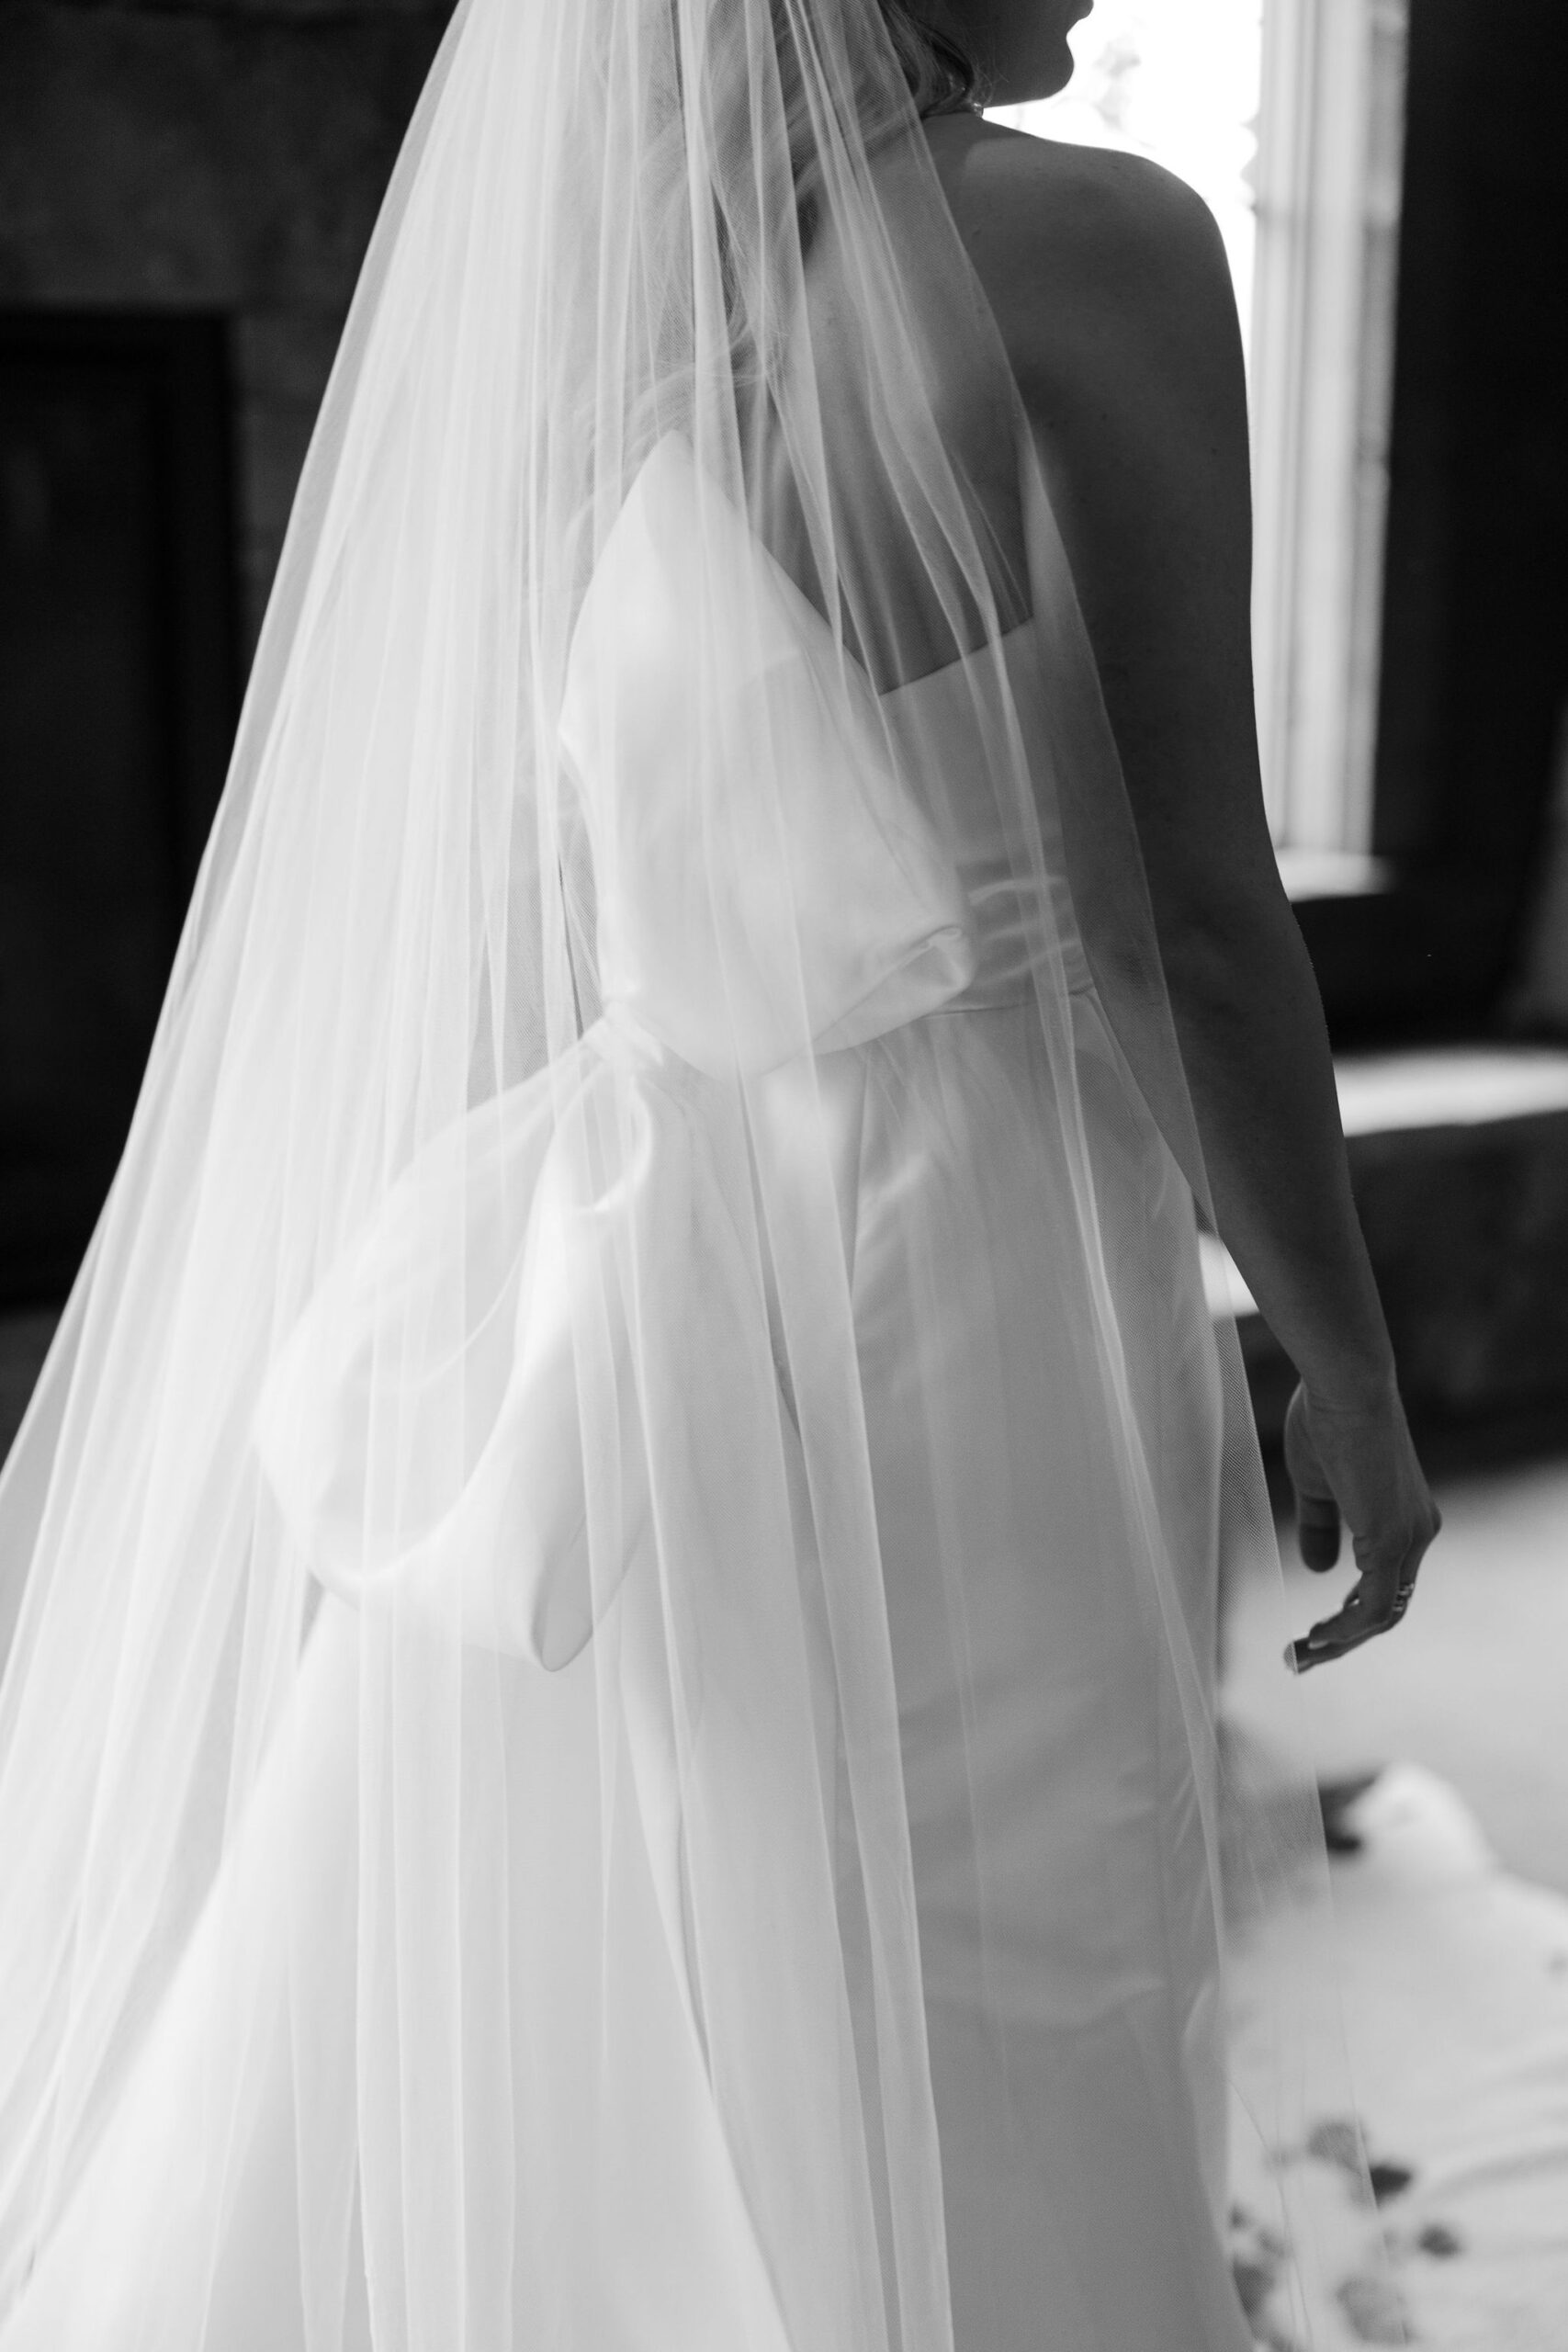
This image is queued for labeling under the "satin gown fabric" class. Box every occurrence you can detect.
[252,439,1250,2348]
[0,438,1249,2352]
[855,644,1247,2349]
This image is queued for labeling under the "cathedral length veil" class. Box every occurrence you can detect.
[0,0,1379,2343]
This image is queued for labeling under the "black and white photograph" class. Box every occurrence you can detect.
[0,0,1564,2344]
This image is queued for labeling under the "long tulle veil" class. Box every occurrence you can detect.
[0,0,1367,2343]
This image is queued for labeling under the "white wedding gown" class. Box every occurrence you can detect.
[852,636,1245,2349]
[0,439,1251,2352]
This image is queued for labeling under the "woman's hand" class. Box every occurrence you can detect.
[1282,1382,1441,1673]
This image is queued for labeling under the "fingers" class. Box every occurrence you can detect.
[1278,1379,1441,1673]
[1285,1584,1394,1672]
[1286,1527,1433,1674]
[1296,1491,1341,1573]
[1282,1385,1341,1573]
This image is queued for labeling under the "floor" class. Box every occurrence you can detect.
[1224,1453,1568,1900]
[1224,1470,1568,2350]
[1225,1758,1568,2349]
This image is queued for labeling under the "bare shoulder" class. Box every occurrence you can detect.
[921,113,1230,298]
[920,115,1241,414]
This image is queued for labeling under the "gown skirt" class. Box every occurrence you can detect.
[0,550,1253,2352]
[847,980,1248,2351]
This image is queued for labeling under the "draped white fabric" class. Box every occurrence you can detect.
[0,2,1376,2345]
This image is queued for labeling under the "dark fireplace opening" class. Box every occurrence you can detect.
[0,312,239,1307]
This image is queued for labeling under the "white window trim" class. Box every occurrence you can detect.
[1250,0,1408,858]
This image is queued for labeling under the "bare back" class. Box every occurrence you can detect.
[766,122,1034,688]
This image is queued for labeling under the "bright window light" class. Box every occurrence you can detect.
[988,0,1265,361]
[992,0,1409,874]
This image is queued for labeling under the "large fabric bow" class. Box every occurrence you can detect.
[254,437,976,1666]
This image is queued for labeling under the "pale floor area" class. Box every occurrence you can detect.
[1224,1453,1568,1899]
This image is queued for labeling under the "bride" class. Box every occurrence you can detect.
[0,0,1438,2345]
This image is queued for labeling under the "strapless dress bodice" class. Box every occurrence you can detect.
[877,625,1090,1007]
[558,435,1089,1078]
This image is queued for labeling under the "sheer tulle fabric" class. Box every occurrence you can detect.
[0,1,1364,2345]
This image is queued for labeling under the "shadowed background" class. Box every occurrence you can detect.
[1,0,456,1301]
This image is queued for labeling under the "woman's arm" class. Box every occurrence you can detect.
[934,124,1438,1664]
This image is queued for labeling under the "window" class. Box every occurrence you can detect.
[991,0,1409,885]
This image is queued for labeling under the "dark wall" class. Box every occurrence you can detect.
[0,0,454,1300]
[0,0,456,650]
[1335,0,1568,1037]
[1,314,236,1297]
